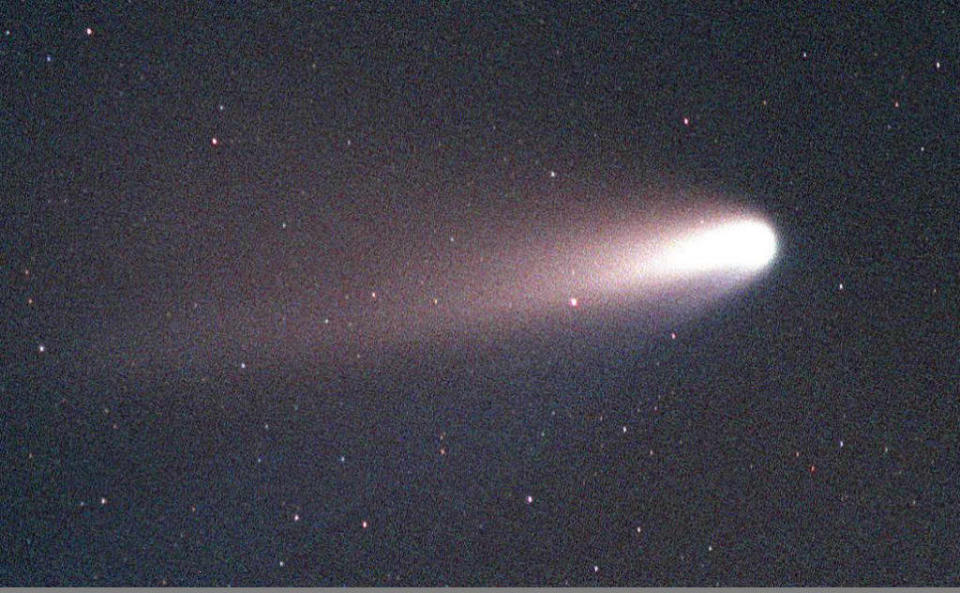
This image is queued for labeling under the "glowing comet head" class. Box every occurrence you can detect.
[655,219,778,276]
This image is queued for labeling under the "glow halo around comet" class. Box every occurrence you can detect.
[592,213,779,299]
[438,213,781,349]
[651,219,778,276]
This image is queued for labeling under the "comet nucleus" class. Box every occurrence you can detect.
[655,219,777,276]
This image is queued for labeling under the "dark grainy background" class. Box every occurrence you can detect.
[2,2,957,585]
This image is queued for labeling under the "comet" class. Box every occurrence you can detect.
[93,198,782,372]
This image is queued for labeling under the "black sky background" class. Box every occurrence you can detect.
[2,2,958,585]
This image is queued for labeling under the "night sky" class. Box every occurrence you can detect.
[2,3,958,586]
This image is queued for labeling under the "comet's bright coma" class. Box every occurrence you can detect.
[655,219,778,276]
